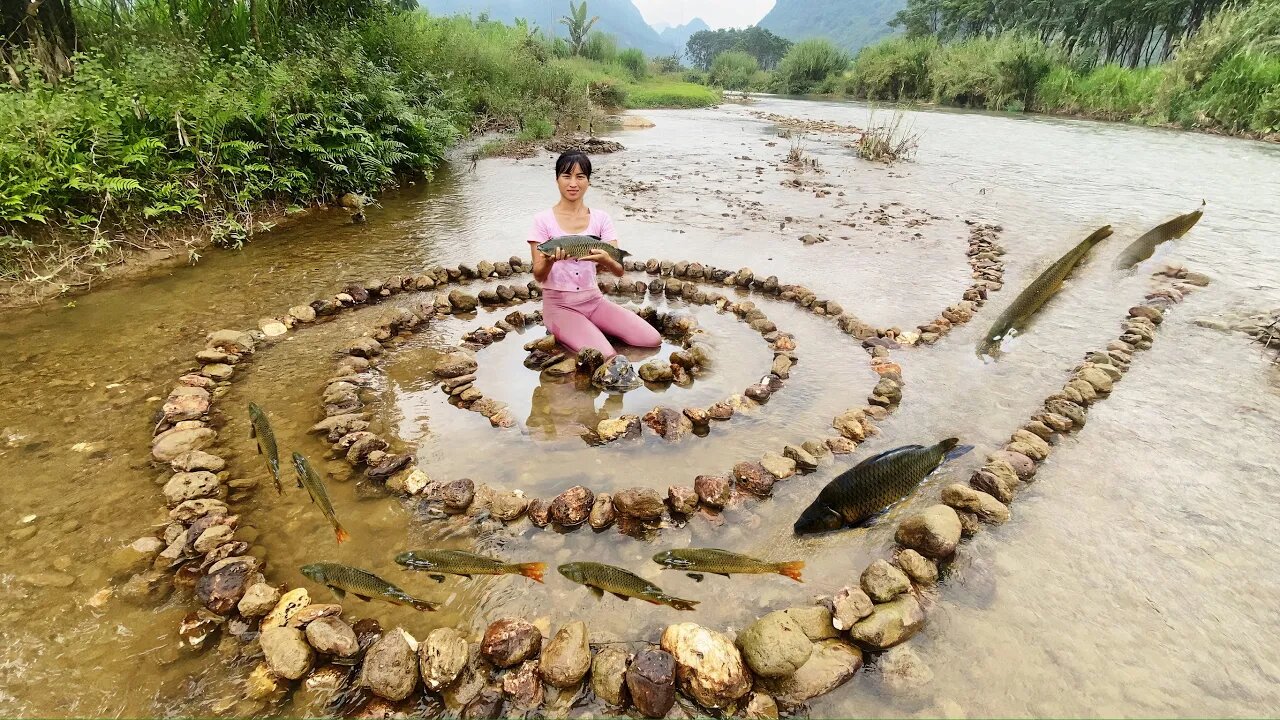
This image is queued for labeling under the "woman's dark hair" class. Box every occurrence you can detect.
[555,151,592,179]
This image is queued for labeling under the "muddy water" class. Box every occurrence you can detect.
[1,97,1279,717]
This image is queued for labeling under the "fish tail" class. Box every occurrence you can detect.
[335,525,351,544]
[941,438,973,461]
[617,249,632,259]
[773,561,805,582]
[514,562,546,583]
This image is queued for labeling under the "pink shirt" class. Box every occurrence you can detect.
[527,208,618,292]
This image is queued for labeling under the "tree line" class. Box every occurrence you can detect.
[684,26,792,71]
[889,0,1232,67]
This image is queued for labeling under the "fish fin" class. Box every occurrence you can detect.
[514,562,546,583]
[774,561,805,582]
[665,596,700,611]
[428,574,446,583]
[353,594,373,602]
[409,598,440,612]
[612,592,631,601]
[249,423,256,439]
[686,573,704,583]
[589,586,604,599]
[335,526,351,544]
[714,572,732,578]
[255,440,262,455]
[330,586,346,601]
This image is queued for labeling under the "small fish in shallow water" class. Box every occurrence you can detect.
[652,548,804,582]
[978,225,1113,357]
[558,561,699,611]
[301,562,438,611]
[537,235,631,265]
[248,402,282,494]
[395,549,545,583]
[1112,203,1205,270]
[292,452,350,544]
[794,438,973,535]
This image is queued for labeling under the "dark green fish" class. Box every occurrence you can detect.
[394,549,546,583]
[248,402,282,494]
[794,438,972,535]
[558,561,699,611]
[978,225,1113,357]
[301,562,438,611]
[652,548,804,582]
[537,235,630,265]
[1112,204,1204,270]
[292,452,350,544]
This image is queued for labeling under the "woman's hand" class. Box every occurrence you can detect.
[582,248,623,276]
[542,247,569,262]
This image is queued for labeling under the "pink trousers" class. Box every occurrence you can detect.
[542,289,662,358]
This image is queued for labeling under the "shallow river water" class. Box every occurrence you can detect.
[2,97,1279,717]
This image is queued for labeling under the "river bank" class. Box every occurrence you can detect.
[0,7,717,303]
[2,98,1278,717]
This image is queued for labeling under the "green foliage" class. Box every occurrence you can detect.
[890,0,1232,68]
[849,36,938,100]
[624,82,720,109]
[709,51,759,90]
[774,39,850,94]
[618,48,648,80]
[581,32,619,63]
[651,54,683,73]
[686,27,791,71]
[559,0,601,56]
[928,34,1063,111]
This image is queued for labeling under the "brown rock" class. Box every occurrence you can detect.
[860,559,911,603]
[361,629,420,701]
[733,461,775,496]
[613,487,666,519]
[661,623,751,708]
[848,596,925,650]
[481,619,541,669]
[895,505,962,559]
[549,485,594,527]
[895,550,938,586]
[642,407,693,442]
[668,486,698,515]
[592,647,629,706]
[695,475,732,508]
[626,648,677,718]
[589,493,616,530]
[440,478,475,513]
[990,450,1036,480]
[941,483,1010,524]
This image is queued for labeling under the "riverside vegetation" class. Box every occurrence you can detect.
[694,0,1279,140]
[0,0,716,291]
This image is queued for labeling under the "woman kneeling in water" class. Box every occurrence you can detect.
[528,151,661,359]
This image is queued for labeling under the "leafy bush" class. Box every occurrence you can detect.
[651,54,683,73]
[709,51,759,90]
[849,36,939,100]
[774,39,850,94]
[618,48,647,80]
[582,32,619,63]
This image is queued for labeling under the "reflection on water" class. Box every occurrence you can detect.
[1,96,1279,717]
[526,373,623,441]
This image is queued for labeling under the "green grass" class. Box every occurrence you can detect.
[624,81,721,109]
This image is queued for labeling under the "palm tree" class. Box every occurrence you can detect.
[560,1,599,56]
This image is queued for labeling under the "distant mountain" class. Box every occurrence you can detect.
[758,0,906,55]
[655,17,710,58]
[422,0,673,56]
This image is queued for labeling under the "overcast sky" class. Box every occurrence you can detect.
[631,0,776,29]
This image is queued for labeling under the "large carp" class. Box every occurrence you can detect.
[978,225,1113,357]
[794,438,972,535]
[1112,204,1204,270]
